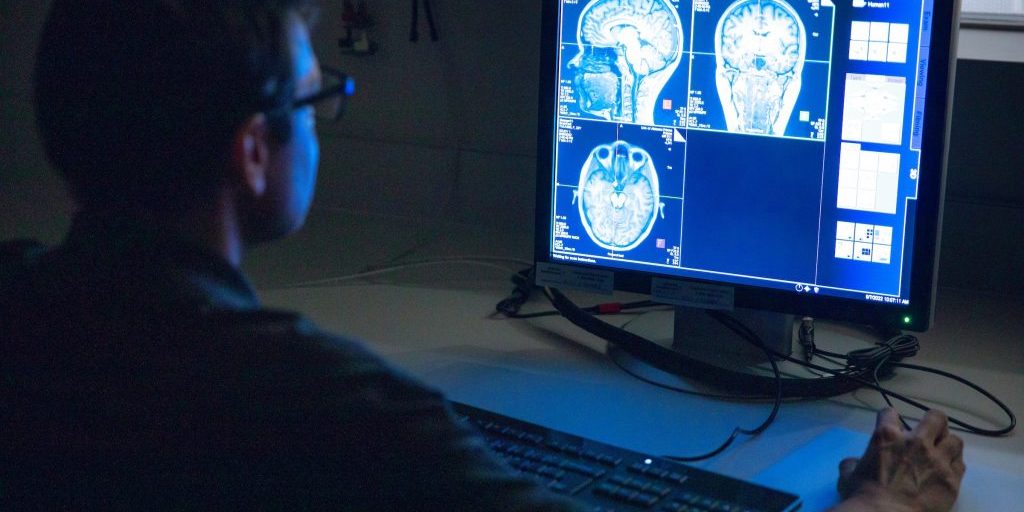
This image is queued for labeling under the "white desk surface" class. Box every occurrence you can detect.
[251,210,1023,511]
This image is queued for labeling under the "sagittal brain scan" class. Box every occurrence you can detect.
[568,0,684,125]
[575,140,664,251]
[715,0,806,136]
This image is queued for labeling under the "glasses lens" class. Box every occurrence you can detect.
[314,74,344,122]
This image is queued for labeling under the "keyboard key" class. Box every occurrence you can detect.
[648,483,672,497]
[612,487,635,501]
[593,482,618,496]
[607,474,630,486]
[563,445,583,457]
[542,454,563,466]
[662,501,710,512]
[523,449,543,461]
[559,460,606,478]
[533,464,557,478]
[630,492,660,507]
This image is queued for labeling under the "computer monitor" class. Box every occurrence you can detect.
[534,0,959,353]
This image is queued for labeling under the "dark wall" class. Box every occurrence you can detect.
[940,59,1024,293]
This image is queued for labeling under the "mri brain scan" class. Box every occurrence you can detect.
[568,0,684,125]
[715,0,806,135]
[575,141,664,251]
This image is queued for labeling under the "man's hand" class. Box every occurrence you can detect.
[831,408,965,512]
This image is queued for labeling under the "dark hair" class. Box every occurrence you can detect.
[34,0,318,213]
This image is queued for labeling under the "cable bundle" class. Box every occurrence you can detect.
[494,271,1016,460]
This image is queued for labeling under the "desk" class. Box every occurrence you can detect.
[251,212,1023,511]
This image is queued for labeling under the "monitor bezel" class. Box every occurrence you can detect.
[533,0,961,332]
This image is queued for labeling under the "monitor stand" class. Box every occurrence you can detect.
[608,306,883,396]
[607,306,797,395]
[671,306,794,368]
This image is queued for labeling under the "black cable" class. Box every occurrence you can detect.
[422,0,439,41]
[764,341,1015,436]
[798,318,918,373]
[545,287,783,462]
[794,318,1011,434]
[617,308,1013,438]
[846,335,919,374]
[409,0,439,42]
[814,347,848,359]
[494,268,534,317]
[663,310,782,462]
[815,353,855,372]
[608,348,787,402]
[504,272,1014,438]
[510,304,664,320]
[688,304,1012,435]
[873,355,913,430]
[505,309,562,319]
[409,0,418,41]
[495,268,665,319]
[891,361,1017,435]
[797,317,815,362]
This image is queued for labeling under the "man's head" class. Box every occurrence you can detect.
[34,0,321,240]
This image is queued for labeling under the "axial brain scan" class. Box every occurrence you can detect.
[568,0,684,125]
[715,0,806,136]
[576,140,664,252]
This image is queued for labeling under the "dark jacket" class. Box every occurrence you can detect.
[0,211,578,511]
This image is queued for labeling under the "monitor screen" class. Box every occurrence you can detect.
[534,0,959,331]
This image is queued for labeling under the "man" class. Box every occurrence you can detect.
[1,1,964,510]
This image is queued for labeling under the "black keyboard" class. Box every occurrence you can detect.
[453,402,801,512]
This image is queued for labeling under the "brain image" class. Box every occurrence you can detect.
[715,0,806,135]
[576,141,664,251]
[568,0,684,125]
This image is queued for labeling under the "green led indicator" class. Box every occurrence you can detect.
[903,316,912,324]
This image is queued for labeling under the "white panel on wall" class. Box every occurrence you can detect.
[963,0,1024,15]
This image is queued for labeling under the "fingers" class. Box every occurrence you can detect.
[952,456,967,479]
[932,418,966,484]
[839,457,859,479]
[836,457,859,499]
[939,432,966,480]
[946,437,967,488]
[872,408,903,444]
[876,407,903,432]
[914,409,949,444]
[938,432,963,460]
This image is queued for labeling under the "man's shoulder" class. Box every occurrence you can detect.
[200,306,429,390]
[201,307,377,360]
[0,239,48,285]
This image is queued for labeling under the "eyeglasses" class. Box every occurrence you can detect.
[292,66,355,123]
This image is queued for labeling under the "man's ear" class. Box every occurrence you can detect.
[231,113,271,198]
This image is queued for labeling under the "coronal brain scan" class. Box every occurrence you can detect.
[568,0,684,125]
[715,0,806,136]
[575,140,664,252]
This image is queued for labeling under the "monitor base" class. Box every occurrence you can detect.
[607,307,886,397]
[672,306,795,367]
